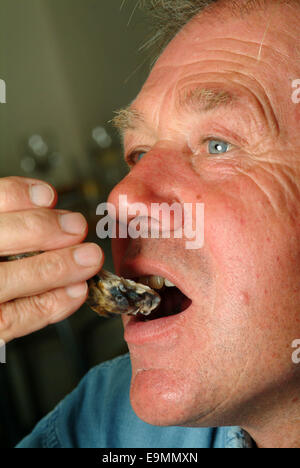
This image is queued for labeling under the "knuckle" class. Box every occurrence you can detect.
[29,290,58,320]
[0,290,60,341]
[0,267,9,303]
[0,303,13,334]
[0,210,45,242]
[36,252,66,283]
[0,177,21,209]
[22,210,46,237]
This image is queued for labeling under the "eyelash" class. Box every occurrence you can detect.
[125,137,235,166]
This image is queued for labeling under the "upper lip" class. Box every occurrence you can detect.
[120,259,192,301]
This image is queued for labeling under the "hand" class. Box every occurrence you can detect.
[0,177,104,343]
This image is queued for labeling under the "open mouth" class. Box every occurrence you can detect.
[133,275,192,322]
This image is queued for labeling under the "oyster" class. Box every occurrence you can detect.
[4,252,43,261]
[87,270,161,318]
[2,252,161,318]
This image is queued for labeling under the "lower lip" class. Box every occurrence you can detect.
[124,309,189,345]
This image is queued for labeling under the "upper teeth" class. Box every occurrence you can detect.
[138,275,175,290]
[164,279,175,287]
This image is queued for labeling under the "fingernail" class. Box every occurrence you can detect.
[66,282,88,298]
[30,184,55,207]
[59,213,87,235]
[73,244,102,267]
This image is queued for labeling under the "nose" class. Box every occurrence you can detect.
[108,145,190,234]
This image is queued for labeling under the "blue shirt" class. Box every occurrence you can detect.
[17,354,253,448]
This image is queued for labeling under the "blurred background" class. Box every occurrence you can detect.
[0,0,150,447]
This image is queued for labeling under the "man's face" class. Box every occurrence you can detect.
[108,1,300,429]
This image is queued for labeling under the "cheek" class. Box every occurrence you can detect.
[203,164,300,278]
[203,173,300,340]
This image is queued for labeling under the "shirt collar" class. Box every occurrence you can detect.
[223,427,254,448]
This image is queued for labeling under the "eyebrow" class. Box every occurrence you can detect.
[112,87,235,137]
[177,87,234,112]
[111,107,144,134]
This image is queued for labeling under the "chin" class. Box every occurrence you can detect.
[129,367,210,427]
[129,365,244,429]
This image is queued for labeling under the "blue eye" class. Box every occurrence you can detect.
[126,151,147,167]
[208,140,230,154]
[137,152,146,161]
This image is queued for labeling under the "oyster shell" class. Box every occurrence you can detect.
[2,252,161,318]
[4,252,43,261]
[87,270,161,318]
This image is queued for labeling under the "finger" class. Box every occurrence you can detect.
[0,176,57,213]
[0,282,89,342]
[0,208,88,256]
[0,243,104,303]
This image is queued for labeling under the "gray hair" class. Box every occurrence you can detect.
[139,0,218,58]
[139,0,298,61]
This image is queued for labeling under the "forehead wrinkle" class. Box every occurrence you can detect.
[173,49,287,77]
[115,43,282,142]
[174,53,279,108]
[223,69,280,137]
[182,37,292,61]
[160,38,299,72]
[173,61,280,136]
[150,35,289,134]
[158,16,299,72]
[159,37,293,76]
